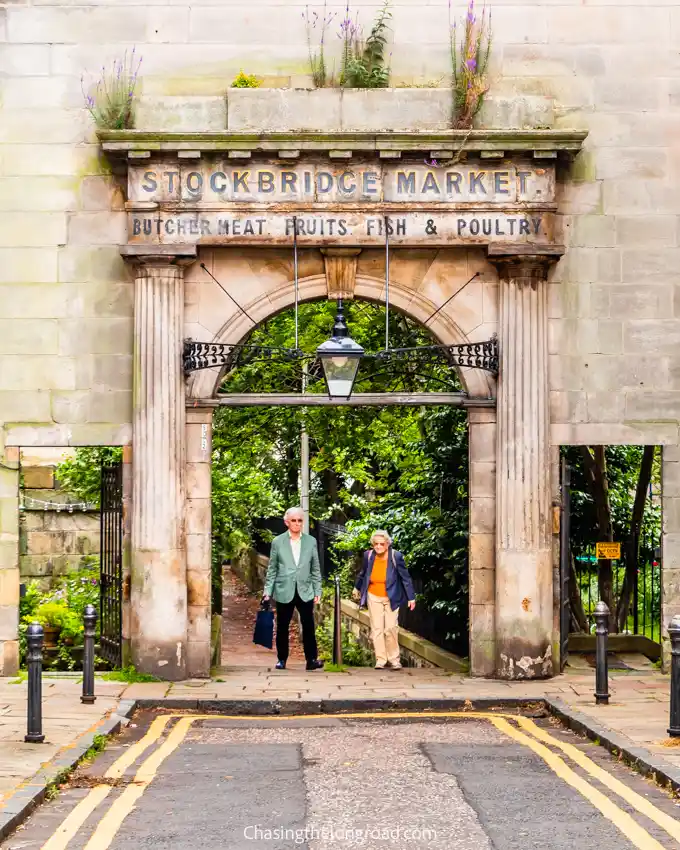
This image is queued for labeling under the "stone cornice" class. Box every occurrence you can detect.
[98,129,588,159]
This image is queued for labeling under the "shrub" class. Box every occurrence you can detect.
[231,70,262,88]
[20,567,101,668]
[304,2,336,88]
[449,0,492,129]
[33,600,80,634]
[82,48,142,130]
[316,609,373,666]
[340,0,392,89]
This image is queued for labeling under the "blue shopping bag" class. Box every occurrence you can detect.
[253,600,274,649]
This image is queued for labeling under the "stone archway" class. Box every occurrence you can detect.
[181,245,498,680]
[112,128,583,681]
[187,260,495,401]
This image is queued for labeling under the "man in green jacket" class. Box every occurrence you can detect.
[263,506,324,671]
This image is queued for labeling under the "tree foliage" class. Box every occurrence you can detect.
[55,447,123,507]
[215,300,470,653]
[562,445,661,632]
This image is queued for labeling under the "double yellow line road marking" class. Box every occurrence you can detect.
[39,711,680,850]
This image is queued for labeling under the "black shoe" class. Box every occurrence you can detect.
[306,659,324,671]
[275,660,286,670]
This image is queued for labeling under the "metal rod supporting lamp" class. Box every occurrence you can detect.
[316,300,364,399]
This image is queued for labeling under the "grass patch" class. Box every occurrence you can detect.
[45,768,72,802]
[99,665,160,683]
[9,670,28,684]
[46,733,111,802]
[323,663,349,673]
[82,734,108,764]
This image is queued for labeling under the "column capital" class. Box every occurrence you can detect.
[487,244,564,284]
[120,244,197,269]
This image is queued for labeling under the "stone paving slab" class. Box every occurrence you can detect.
[0,678,134,842]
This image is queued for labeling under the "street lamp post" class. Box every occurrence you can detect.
[316,300,364,400]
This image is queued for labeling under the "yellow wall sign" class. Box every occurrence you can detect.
[596,542,621,560]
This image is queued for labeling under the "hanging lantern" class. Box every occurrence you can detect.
[316,300,364,399]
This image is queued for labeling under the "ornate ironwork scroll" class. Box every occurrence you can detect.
[183,337,498,377]
[370,336,498,375]
[183,341,305,375]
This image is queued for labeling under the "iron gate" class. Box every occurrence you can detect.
[100,462,123,668]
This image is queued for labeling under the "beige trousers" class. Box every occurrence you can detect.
[367,592,401,667]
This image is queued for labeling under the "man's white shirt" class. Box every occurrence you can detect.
[289,532,301,566]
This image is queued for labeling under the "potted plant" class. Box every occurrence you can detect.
[33,601,80,649]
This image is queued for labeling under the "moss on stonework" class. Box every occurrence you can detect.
[569,149,596,184]
[76,150,113,179]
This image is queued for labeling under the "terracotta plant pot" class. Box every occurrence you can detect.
[42,626,61,649]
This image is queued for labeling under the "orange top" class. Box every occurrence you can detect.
[368,552,389,597]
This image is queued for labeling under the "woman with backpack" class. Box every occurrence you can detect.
[352,530,416,670]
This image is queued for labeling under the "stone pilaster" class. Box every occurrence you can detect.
[489,247,563,679]
[662,445,680,671]
[468,407,496,677]
[0,445,19,676]
[128,254,191,680]
[186,407,213,677]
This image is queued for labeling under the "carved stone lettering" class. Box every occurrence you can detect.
[126,156,555,246]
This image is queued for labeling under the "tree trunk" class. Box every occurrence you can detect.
[579,446,615,629]
[569,553,589,633]
[322,468,345,524]
[616,446,655,631]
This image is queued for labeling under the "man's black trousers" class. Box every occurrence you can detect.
[275,591,318,663]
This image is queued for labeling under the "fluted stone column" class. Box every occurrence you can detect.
[128,254,192,680]
[489,247,563,680]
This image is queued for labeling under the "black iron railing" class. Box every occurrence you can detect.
[572,541,661,642]
[99,463,123,668]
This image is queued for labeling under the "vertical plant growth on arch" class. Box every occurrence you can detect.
[449,0,492,128]
[304,0,392,88]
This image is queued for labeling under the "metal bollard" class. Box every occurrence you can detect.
[668,615,680,736]
[81,604,97,705]
[332,574,343,666]
[25,623,45,744]
[594,601,610,706]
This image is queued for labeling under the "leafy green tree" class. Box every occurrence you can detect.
[562,445,661,632]
[214,300,470,653]
[55,447,123,507]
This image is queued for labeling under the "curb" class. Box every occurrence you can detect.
[132,696,545,714]
[0,699,137,842]
[545,697,680,794]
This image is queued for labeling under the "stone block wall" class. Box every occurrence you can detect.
[1,0,680,673]
[19,507,99,590]
[0,0,678,453]
[18,450,100,590]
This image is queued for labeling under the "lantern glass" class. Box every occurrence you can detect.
[319,351,362,398]
[316,299,364,399]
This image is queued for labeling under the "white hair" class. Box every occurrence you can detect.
[370,529,392,545]
[284,506,304,520]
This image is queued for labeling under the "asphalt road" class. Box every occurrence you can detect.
[5,709,680,850]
